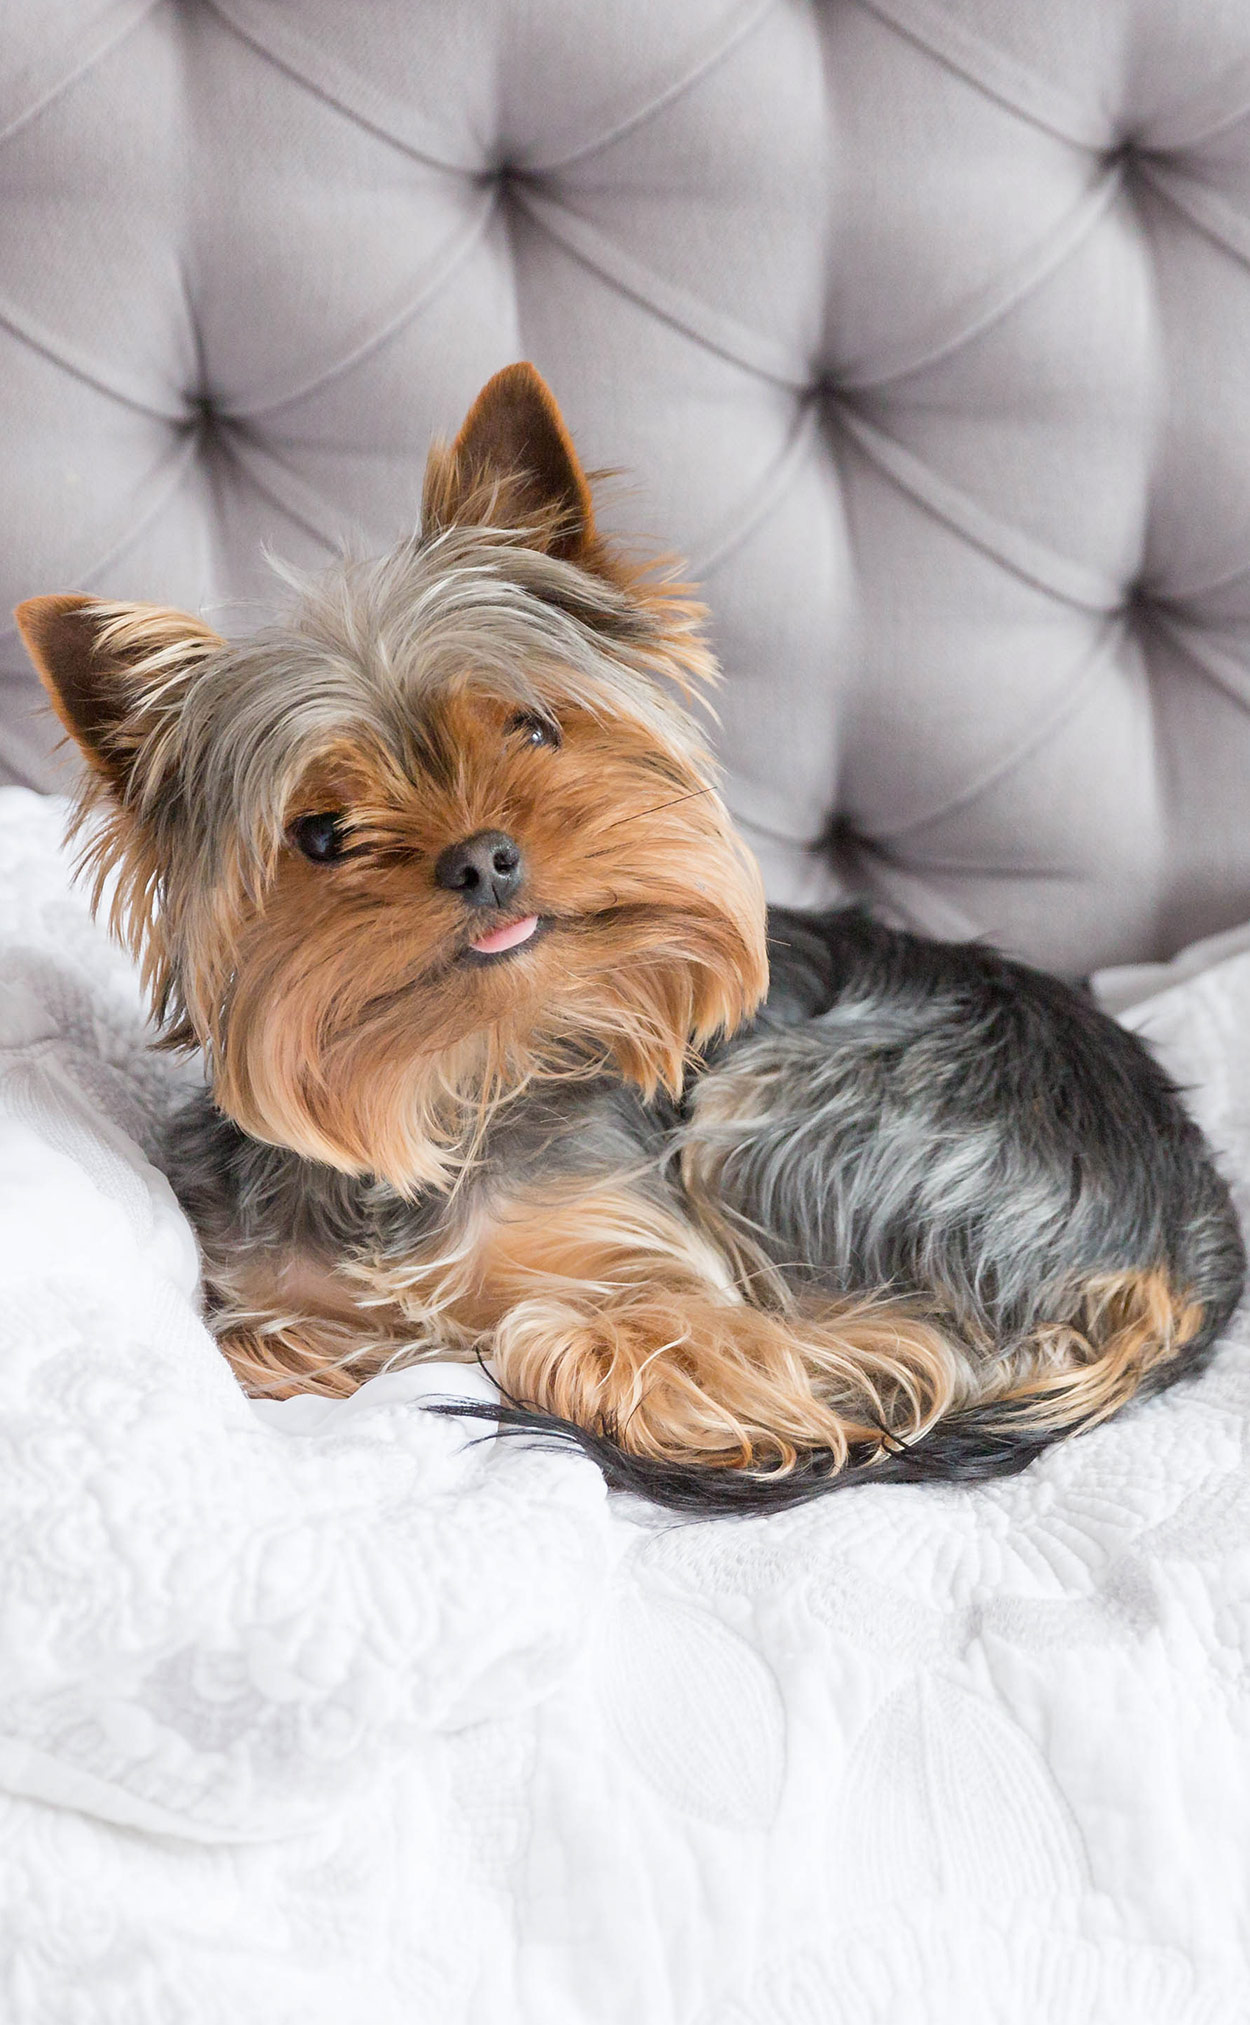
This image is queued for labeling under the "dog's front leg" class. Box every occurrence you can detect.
[200,1173,961,1476]
[466,1182,962,1475]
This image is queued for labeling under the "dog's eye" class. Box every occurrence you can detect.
[507,710,561,750]
[291,812,349,863]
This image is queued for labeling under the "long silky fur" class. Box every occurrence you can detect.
[20,365,1246,1517]
[424,1399,1061,1514]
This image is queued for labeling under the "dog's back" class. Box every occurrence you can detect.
[673,907,1246,1488]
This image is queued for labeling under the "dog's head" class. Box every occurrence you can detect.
[17,365,767,1188]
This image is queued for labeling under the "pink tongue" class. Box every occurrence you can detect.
[471,913,540,955]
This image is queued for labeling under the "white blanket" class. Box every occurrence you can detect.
[0,786,1247,2024]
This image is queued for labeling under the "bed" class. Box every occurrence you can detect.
[1,3,1249,2017]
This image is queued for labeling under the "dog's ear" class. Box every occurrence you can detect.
[15,595,223,794]
[423,361,599,564]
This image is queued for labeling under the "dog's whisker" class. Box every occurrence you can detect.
[599,785,717,828]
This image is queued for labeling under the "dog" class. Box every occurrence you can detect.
[16,362,1246,1513]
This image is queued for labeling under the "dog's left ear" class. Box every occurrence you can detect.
[15,595,223,796]
[423,361,599,564]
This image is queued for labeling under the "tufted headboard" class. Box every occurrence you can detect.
[4,0,1250,977]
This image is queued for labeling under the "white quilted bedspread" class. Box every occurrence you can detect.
[0,787,1247,2025]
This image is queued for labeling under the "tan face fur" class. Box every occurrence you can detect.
[15,364,768,1190]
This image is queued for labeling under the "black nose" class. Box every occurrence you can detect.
[434,829,524,909]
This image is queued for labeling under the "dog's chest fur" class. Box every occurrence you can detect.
[162,905,808,1298]
[164,1057,681,1332]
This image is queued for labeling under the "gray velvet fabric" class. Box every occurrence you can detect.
[2,0,1250,974]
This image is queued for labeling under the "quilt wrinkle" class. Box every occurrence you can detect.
[0,787,1247,2024]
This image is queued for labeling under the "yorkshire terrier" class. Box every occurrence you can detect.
[17,363,1245,1513]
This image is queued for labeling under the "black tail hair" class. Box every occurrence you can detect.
[425,1397,1076,1516]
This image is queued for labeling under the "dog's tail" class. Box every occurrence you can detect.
[428,1261,1230,1516]
[428,1397,1058,1513]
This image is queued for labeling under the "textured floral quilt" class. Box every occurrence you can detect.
[0,787,1247,2024]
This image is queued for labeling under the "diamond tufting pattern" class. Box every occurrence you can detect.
[2,0,1250,973]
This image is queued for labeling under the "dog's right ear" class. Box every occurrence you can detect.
[423,361,600,565]
[15,595,223,795]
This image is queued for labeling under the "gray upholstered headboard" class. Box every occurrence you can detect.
[4,0,1250,977]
